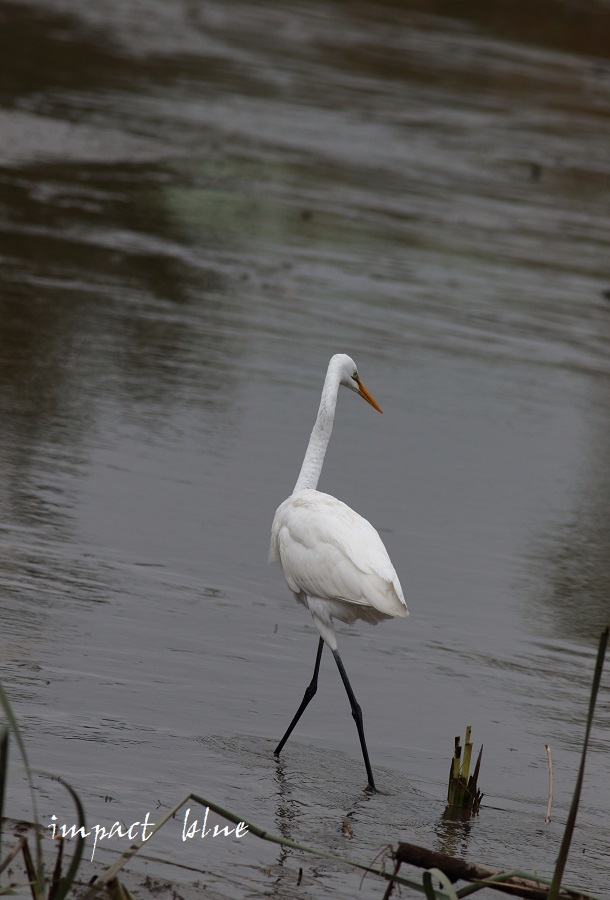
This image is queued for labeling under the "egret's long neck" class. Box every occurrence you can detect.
[293,365,341,494]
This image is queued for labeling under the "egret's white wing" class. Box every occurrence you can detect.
[270,489,408,619]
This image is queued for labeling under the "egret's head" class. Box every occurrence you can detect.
[333,354,383,413]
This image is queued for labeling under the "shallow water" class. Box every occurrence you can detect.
[1,1,610,896]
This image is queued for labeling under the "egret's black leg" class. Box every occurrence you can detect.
[275,637,324,756]
[332,649,377,793]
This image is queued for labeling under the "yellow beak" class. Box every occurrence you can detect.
[357,380,383,414]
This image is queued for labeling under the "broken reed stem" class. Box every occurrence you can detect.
[447,725,483,811]
[461,726,473,781]
[545,744,553,824]
[451,736,460,779]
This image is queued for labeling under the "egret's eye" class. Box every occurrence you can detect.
[352,372,359,382]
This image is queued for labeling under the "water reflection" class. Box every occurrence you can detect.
[531,385,610,644]
[1,159,250,406]
[435,806,475,858]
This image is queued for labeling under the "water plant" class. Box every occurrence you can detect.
[0,682,85,900]
[446,725,483,813]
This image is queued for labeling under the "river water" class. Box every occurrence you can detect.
[1,1,609,897]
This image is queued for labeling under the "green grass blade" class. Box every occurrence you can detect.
[547,625,609,900]
[21,839,40,900]
[422,869,459,900]
[48,832,64,900]
[0,726,8,864]
[46,776,86,900]
[0,683,44,895]
[422,870,439,899]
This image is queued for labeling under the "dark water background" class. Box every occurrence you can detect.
[1,0,610,896]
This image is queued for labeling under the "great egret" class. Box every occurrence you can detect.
[270,353,408,792]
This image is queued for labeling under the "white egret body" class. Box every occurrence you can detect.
[270,353,408,792]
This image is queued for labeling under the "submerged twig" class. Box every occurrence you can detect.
[382,857,402,900]
[0,835,27,876]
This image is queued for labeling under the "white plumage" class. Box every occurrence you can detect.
[270,353,408,792]
[270,489,407,648]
